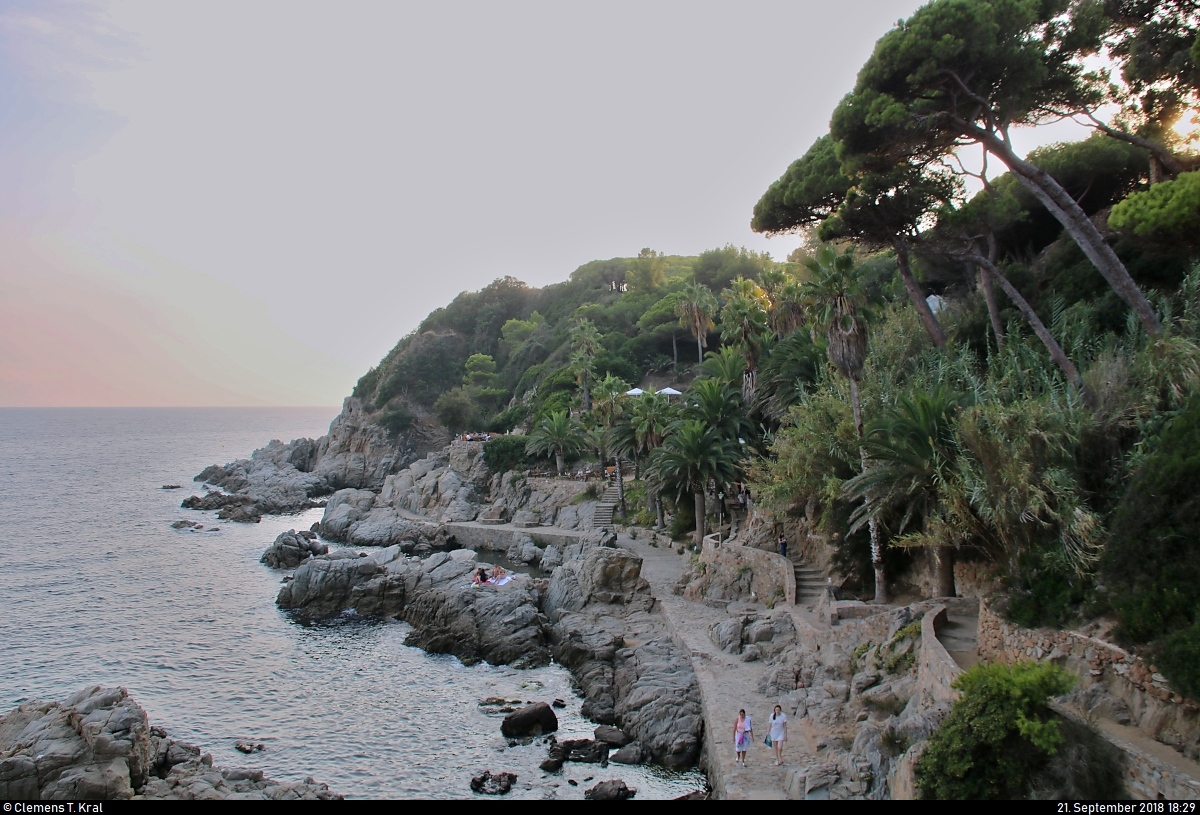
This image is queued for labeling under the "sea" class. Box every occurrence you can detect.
[0,407,706,800]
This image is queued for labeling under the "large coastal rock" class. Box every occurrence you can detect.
[488,471,598,531]
[0,686,338,801]
[186,396,447,521]
[544,544,702,768]
[314,397,445,490]
[315,443,492,545]
[260,530,328,569]
[277,548,551,668]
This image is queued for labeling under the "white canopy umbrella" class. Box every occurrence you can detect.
[625,388,644,396]
[660,386,682,402]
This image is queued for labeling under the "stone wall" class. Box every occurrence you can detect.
[977,599,1199,755]
[697,540,795,606]
[1048,702,1200,801]
[915,606,963,711]
[441,522,584,553]
[977,598,1200,799]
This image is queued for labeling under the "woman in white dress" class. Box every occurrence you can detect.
[768,704,787,765]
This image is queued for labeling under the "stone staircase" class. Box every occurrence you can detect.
[591,481,622,529]
[789,554,827,606]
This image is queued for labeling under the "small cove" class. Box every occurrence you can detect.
[0,408,705,799]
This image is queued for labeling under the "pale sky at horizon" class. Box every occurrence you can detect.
[0,0,1095,407]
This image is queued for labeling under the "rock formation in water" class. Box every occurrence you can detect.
[275,531,704,770]
[0,686,339,801]
[260,529,328,568]
[184,396,447,521]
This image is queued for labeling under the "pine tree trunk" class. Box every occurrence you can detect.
[973,127,1162,337]
[982,233,1006,351]
[896,247,948,351]
[980,268,1006,351]
[694,489,706,547]
[974,255,1096,408]
[936,545,956,598]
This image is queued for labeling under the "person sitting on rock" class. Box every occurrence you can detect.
[491,564,507,579]
[473,567,490,585]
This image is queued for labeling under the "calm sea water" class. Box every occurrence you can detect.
[0,408,704,799]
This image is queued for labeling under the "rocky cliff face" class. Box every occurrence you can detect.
[0,686,338,800]
[313,397,446,490]
[185,396,447,520]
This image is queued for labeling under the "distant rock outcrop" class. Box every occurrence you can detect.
[0,686,339,800]
[184,396,446,521]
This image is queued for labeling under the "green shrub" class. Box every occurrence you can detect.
[377,407,415,439]
[915,661,1074,800]
[353,366,380,400]
[1154,622,1200,704]
[1105,394,1200,699]
[487,403,528,433]
[483,435,532,475]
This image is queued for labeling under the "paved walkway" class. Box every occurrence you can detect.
[618,533,825,800]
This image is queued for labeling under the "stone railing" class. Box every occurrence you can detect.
[915,605,963,710]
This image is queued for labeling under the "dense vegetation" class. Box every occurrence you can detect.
[351,0,1200,702]
[914,661,1123,799]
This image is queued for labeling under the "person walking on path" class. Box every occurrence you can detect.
[768,704,788,765]
[777,533,788,558]
[733,708,753,767]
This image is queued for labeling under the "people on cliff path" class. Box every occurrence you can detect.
[777,533,788,558]
[768,704,787,765]
[733,708,753,767]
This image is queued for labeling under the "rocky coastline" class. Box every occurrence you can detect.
[0,686,340,800]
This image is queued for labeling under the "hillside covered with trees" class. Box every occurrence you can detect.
[350,0,1200,706]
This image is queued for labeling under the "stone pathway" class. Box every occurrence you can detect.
[618,534,824,800]
[936,610,979,671]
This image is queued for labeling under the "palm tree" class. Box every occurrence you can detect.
[676,282,719,364]
[525,410,584,476]
[720,277,771,403]
[697,346,746,389]
[614,391,675,527]
[842,385,968,598]
[756,331,824,423]
[592,373,631,512]
[650,420,740,546]
[683,377,752,448]
[802,243,888,603]
[570,319,602,411]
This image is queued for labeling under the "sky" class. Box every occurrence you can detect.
[0,0,1097,407]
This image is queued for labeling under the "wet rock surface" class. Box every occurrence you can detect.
[501,703,559,738]
[0,686,339,800]
[585,779,636,800]
[260,529,329,568]
[470,770,516,795]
